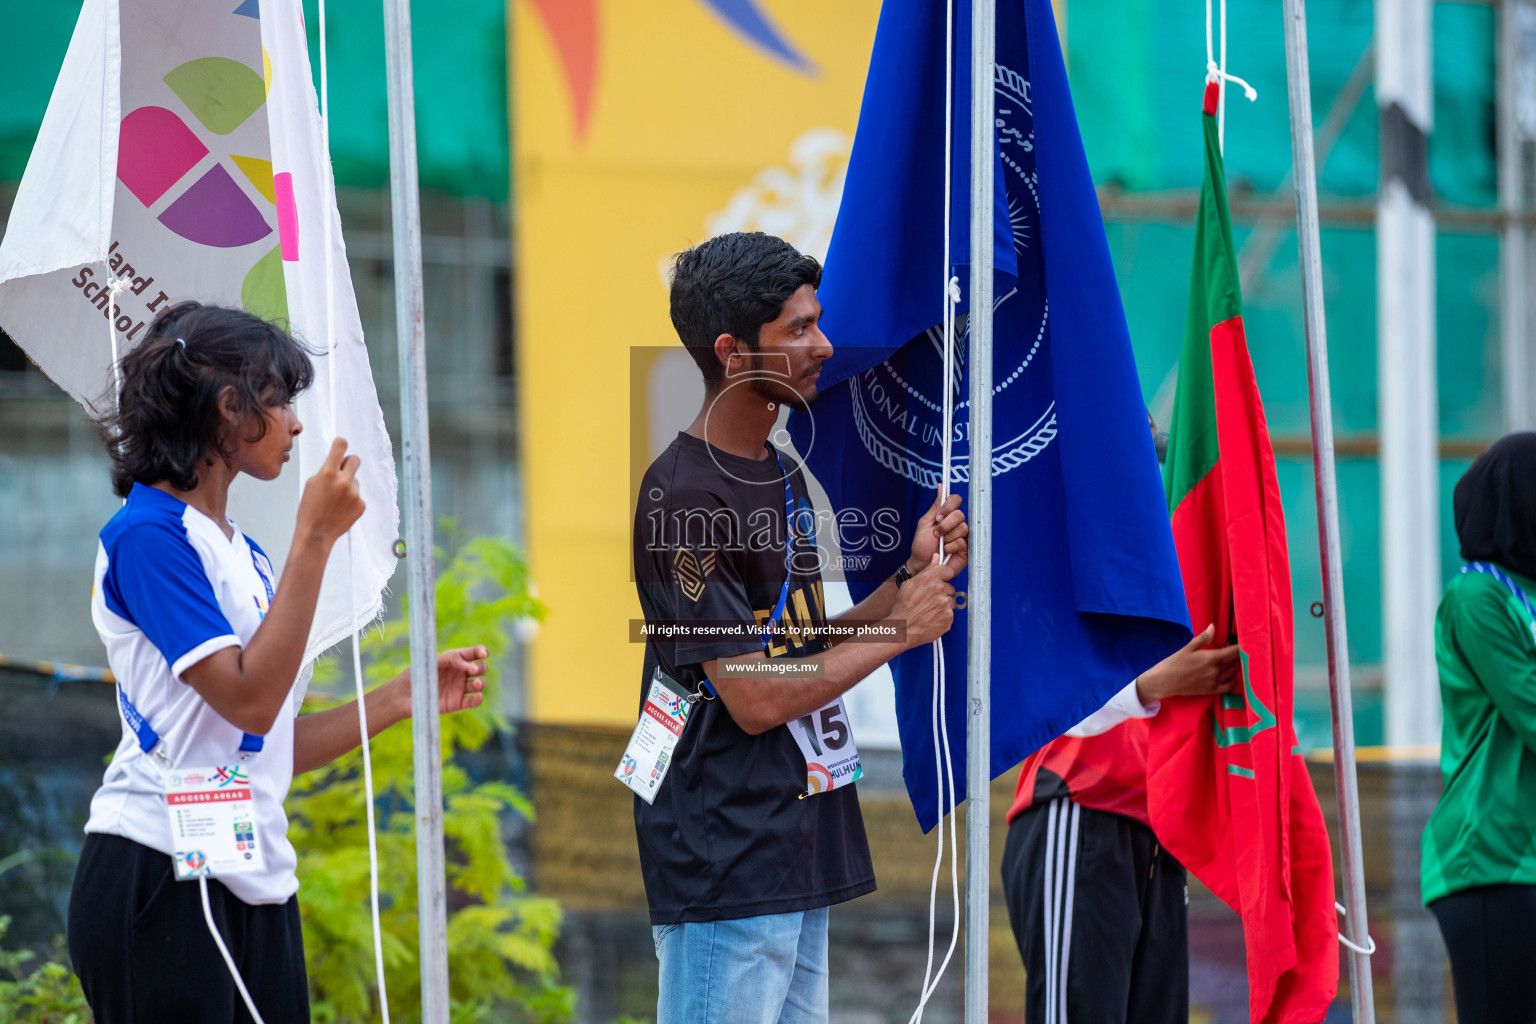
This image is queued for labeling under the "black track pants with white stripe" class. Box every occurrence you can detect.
[1001,798,1189,1024]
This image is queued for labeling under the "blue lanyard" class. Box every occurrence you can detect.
[697,448,810,700]
[118,684,161,754]
[762,449,810,649]
[251,546,275,603]
[1462,562,1536,622]
[118,684,264,756]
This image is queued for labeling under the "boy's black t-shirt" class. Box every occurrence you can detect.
[631,431,875,925]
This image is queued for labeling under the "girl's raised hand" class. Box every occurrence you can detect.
[391,646,489,719]
[297,437,365,547]
[433,646,488,715]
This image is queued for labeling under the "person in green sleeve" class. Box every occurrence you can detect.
[1422,432,1536,1024]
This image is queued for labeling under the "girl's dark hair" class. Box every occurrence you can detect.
[102,301,315,497]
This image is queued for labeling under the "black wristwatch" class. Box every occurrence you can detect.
[893,562,915,589]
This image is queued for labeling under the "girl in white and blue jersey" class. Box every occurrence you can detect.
[67,302,489,1023]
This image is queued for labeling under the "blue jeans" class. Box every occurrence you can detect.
[653,907,829,1024]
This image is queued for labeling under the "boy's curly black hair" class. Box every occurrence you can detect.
[101,301,315,497]
[668,232,823,388]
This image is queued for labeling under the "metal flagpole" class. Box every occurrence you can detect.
[380,0,450,1019]
[1499,0,1533,433]
[1280,2,1376,1021]
[964,0,996,1020]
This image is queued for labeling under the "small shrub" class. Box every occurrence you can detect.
[0,917,89,1024]
[289,535,564,1023]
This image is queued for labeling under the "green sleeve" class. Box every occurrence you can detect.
[1449,578,1536,754]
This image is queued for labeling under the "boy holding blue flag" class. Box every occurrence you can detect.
[628,232,968,1024]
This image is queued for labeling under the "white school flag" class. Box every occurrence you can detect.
[0,0,398,661]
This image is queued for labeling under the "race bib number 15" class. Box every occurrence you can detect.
[786,697,863,796]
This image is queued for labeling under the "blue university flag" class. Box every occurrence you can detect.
[787,0,1191,830]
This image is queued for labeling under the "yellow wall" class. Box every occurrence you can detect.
[511,0,1068,724]
[513,0,883,725]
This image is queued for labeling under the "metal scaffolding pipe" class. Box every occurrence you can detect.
[380,0,450,1018]
[1280,1,1377,1020]
[964,0,996,1019]
[1501,0,1533,432]
[1377,0,1441,750]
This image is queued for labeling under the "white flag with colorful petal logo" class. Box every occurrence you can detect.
[0,0,399,661]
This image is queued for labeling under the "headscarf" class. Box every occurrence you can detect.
[1454,431,1536,580]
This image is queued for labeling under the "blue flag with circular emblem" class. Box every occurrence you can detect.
[787,0,1190,831]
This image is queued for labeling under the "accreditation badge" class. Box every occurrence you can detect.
[786,696,863,796]
[164,765,264,880]
[615,668,695,805]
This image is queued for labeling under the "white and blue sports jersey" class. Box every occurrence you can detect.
[87,482,307,905]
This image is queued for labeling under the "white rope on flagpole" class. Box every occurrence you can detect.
[1335,901,1378,956]
[908,0,964,1017]
[1219,0,1227,149]
[106,274,130,406]
[320,0,337,431]
[345,541,389,1024]
[316,0,391,1016]
[1204,0,1258,153]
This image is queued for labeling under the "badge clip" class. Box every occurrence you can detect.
[615,668,696,804]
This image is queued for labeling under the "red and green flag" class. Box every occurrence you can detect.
[1146,81,1340,1024]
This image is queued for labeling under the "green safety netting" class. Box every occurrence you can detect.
[0,0,509,198]
[0,1,1491,235]
[1068,0,1495,206]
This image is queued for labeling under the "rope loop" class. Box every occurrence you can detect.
[1205,60,1258,102]
[1340,932,1378,957]
[1334,901,1378,956]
